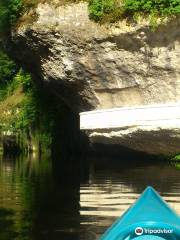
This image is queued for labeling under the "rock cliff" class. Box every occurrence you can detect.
[5,2,180,155]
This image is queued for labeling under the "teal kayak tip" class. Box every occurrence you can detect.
[100,186,180,240]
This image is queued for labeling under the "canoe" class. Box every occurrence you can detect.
[100,186,180,240]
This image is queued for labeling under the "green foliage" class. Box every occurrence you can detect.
[124,0,180,16]
[89,0,123,22]
[0,50,17,99]
[0,0,23,33]
[170,154,180,170]
[89,0,104,21]
[171,154,180,161]
[0,50,16,84]
[0,50,53,151]
[88,0,180,24]
[0,69,36,131]
[174,163,180,170]
[14,68,32,92]
[89,0,112,21]
[15,86,38,130]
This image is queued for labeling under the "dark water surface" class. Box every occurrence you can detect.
[0,154,179,240]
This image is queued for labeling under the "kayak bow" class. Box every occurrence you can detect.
[100,186,180,240]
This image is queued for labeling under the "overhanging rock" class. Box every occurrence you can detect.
[80,103,180,156]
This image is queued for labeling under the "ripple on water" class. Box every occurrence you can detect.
[0,156,179,240]
[79,163,180,239]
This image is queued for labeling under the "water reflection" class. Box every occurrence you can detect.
[0,154,179,240]
[80,157,180,238]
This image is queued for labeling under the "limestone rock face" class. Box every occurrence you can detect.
[6,2,180,155]
[88,123,180,156]
[8,2,180,112]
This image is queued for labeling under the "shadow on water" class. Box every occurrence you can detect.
[0,151,179,240]
[0,152,83,240]
[0,208,17,240]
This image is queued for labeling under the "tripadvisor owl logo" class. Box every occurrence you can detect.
[135,227,143,235]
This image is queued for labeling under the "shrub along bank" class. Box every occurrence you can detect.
[89,0,180,24]
[0,50,53,154]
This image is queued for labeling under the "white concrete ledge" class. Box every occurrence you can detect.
[80,103,180,130]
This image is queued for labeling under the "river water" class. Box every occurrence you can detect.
[0,153,179,240]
